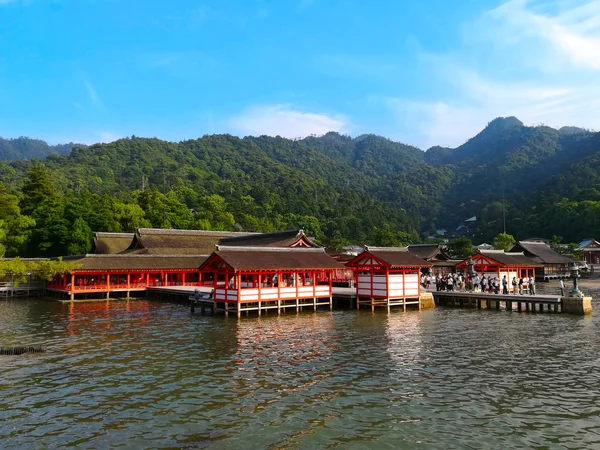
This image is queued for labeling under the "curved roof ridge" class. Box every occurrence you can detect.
[216,245,325,253]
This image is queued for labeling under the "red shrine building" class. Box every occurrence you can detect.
[456,250,541,289]
[46,228,324,300]
[346,247,431,311]
[198,246,345,317]
[579,239,600,265]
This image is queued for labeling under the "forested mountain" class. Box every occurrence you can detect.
[0,117,599,257]
[0,137,85,161]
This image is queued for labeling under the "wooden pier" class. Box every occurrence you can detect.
[433,291,592,315]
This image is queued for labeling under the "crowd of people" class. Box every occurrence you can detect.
[422,273,537,295]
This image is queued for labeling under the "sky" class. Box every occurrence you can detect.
[1,0,599,149]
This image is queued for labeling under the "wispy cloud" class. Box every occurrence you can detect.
[386,0,600,148]
[82,75,104,109]
[229,104,348,139]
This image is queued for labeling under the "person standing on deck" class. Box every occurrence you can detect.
[529,276,535,295]
[518,276,524,295]
[474,274,480,292]
[446,275,454,291]
[512,277,517,294]
[560,279,565,296]
[502,276,508,295]
[481,275,487,293]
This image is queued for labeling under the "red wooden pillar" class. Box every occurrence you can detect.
[182,272,186,285]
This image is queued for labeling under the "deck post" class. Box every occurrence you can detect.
[296,298,299,313]
[224,303,229,317]
[329,296,333,311]
[277,300,281,315]
[313,297,317,312]
[371,297,375,312]
[258,301,261,316]
[495,300,500,310]
[237,303,241,319]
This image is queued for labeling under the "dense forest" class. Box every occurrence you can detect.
[0,116,599,257]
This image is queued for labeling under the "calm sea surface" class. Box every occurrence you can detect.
[1,282,599,449]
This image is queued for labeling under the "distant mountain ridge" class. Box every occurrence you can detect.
[0,137,86,161]
[1,117,599,250]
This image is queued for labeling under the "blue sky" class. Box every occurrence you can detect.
[1,0,599,148]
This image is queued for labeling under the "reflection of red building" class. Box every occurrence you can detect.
[199,246,345,317]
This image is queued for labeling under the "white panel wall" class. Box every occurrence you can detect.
[356,272,420,298]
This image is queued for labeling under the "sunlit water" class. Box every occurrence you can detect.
[1,282,599,449]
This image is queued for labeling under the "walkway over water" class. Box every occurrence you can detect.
[433,291,591,314]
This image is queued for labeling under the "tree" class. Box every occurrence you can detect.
[20,164,58,216]
[447,237,474,259]
[0,220,7,257]
[0,185,36,256]
[492,233,516,252]
[67,217,93,255]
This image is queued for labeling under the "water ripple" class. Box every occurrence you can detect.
[0,287,599,449]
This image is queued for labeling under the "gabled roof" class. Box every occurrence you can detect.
[127,228,254,255]
[479,250,542,267]
[61,254,208,271]
[347,247,431,269]
[510,241,574,264]
[457,251,542,268]
[407,244,451,261]
[92,232,135,254]
[579,239,600,249]
[200,246,344,271]
[218,229,319,248]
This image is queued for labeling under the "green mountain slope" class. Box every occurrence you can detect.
[1,118,599,256]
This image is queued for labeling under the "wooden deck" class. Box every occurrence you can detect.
[433,291,564,313]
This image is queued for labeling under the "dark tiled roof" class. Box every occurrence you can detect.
[511,241,574,264]
[129,228,254,255]
[349,247,431,268]
[218,229,319,248]
[201,247,344,271]
[477,250,543,267]
[92,232,135,254]
[62,254,208,271]
[407,244,450,261]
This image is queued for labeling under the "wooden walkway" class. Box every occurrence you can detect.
[433,291,563,313]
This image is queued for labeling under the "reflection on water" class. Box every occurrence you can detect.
[0,294,600,449]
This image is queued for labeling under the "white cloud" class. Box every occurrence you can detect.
[98,131,120,143]
[229,105,348,139]
[385,0,600,148]
[484,0,600,71]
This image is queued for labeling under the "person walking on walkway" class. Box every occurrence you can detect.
[529,276,535,295]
